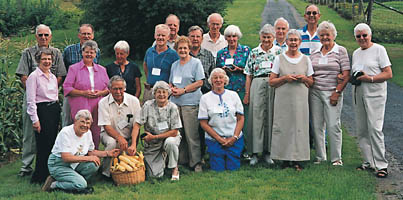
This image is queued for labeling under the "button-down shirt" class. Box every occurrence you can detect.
[201,33,228,58]
[63,43,101,71]
[245,44,282,77]
[298,25,321,55]
[190,48,215,93]
[16,45,66,77]
[98,93,141,139]
[274,39,288,52]
[26,68,59,123]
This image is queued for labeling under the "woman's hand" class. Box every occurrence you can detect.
[127,145,137,156]
[171,87,185,97]
[243,93,249,105]
[222,137,237,147]
[329,92,340,106]
[81,90,97,98]
[33,121,41,133]
[283,74,298,83]
[356,72,372,83]
[86,155,101,166]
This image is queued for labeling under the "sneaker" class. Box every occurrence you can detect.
[194,164,203,172]
[332,160,343,166]
[42,176,55,192]
[249,155,258,166]
[264,154,274,165]
[242,153,252,161]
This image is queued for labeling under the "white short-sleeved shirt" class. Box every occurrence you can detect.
[271,53,314,76]
[169,57,205,106]
[198,89,244,140]
[98,93,141,139]
[51,124,94,169]
[352,43,391,75]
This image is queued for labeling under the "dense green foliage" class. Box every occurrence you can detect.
[79,0,232,59]
[0,0,73,37]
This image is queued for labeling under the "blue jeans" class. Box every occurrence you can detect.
[206,136,244,171]
[48,154,99,190]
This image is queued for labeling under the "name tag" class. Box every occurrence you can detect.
[318,56,328,65]
[157,121,169,131]
[173,76,182,84]
[225,58,234,66]
[152,68,161,76]
[212,106,224,114]
[261,61,270,68]
[48,84,56,91]
[117,120,129,130]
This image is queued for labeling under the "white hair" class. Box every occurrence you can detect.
[224,25,242,39]
[354,23,372,36]
[81,40,98,52]
[155,24,170,33]
[75,109,93,122]
[317,21,337,38]
[286,29,302,40]
[208,68,229,86]
[207,13,224,24]
[35,24,52,35]
[260,24,275,36]
[152,81,172,96]
[114,40,130,53]
[274,17,289,29]
[108,75,126,90]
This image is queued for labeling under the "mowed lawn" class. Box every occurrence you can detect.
[0,0,377,199]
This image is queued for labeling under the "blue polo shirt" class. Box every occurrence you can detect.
[298,25,321,55]
[144,46,179,86]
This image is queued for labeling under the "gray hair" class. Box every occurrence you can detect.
[152,81,172,96]
[259,24,275,36]
[317,21,337,38]
[114,40,130,53]
[81,40,98,52]
[286,29,302,40]
[354,23,372,36]
[108,75,127,90]
[165,14,180,24]
[155,24,170,33]
[35,24,52,35]
[78,24,94,33]
[188,25,204,35]
[224,25,243,39]
[75,109,93,122]
[207,13,224,24]
[274,17,289,29]
[208,68,229,86]
[34,48,54,63]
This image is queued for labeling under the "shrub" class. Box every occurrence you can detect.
[79,0,232,59]
[372,24,403,44]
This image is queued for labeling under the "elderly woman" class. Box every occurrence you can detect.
[269,29,314,170]
[26,48,61,183]
[309,21,350,166]
[216,25,250,158]
[352,23,392,178]
[63,40,109,149]
[132,81,182,180]
[198,68,244,171]
[106,40,142,98]
[169,36,205,172]
[244,24,282,166]
[43,110,119,193]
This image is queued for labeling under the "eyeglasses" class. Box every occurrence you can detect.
[288,38,299,42]
[305,11,318,16]
[37,34,49,37]
[355,34,368,38]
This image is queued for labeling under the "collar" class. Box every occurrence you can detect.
[312,43,340,55]
[36,67,52,78]
[257,43,278,54]
[152,45,170,54]
[274,40,287,47]
[79,60,100,72]
[107,93,129,106]
[206,33,224,42]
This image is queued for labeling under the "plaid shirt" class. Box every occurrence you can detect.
[63,43,100,71]
[190,48,215,92]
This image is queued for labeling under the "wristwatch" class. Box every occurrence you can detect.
[335,89,341,94]
[233,135,239,140]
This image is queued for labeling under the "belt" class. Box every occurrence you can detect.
[37,101,58,106]
[254,73,270,78]
[144,83,154,90]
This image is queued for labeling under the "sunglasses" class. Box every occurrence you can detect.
[355,34,368,38]
[37,33,50,37]
[305,11,318,16]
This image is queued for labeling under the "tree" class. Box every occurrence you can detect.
[79,0,232,59]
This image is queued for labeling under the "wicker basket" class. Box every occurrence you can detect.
[111,166,146,185]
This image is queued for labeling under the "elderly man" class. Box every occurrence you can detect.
[188,25,215,94]
[298,4,321,55]
[274,17,289,52]
[152,14,180,49]
[201,13,228,58]
[143,24,179,103]
[62,24,101,127]
[15,24,66,177]
[98,76,141,177]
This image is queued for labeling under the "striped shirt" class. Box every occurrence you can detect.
[298,25,321,55]
[310,43,350,91]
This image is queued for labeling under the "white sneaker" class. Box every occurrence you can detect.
[264,154,274,165]
[249,155,258,166]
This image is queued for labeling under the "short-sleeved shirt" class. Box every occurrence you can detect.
[190,48,215,93]
[105,62,142,96]
[274,39,288,52]
[298,25,321,55]
[198,89,244,140]
[63,43,100,71]
[169,57,205,106]
[244,44,282,77]
[98,93,141,139]
[310,43,351,90]
[51,124,95,169]
[137,100,182,135]
[201,33,228,58]
[216,44,251,93]
[143,46,179,86]
[272,53,314,76]
[16,45,66,77]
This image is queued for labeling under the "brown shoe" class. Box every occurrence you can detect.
[42,176,55,192]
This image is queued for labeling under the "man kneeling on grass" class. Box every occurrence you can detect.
[42,110,120,194]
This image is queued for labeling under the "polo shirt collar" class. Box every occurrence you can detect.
[312,43,340,55]
[108,93,129,106]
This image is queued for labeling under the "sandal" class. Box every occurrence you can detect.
[356,164,374,171]
[293,163,303,171]
[332,160,343,166]
[376,169,388,178]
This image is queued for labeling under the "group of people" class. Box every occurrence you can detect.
[16,4,393,194]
